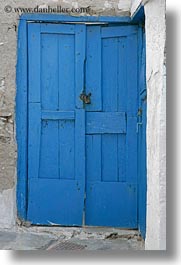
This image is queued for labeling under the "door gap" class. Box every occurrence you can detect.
[82,191,86,225]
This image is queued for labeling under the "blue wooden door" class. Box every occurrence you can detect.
[85,25,138,227]
[27,23,86,225]
[27,23,138,227]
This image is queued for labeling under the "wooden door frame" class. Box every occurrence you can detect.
[16,13,146,235]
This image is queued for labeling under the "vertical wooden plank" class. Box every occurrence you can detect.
[75,108,85,222]
[75,24,86,197]
[101,37,118,182]
[28,23,41,102]
[58,33,75,180]
[75,109,85,223]
[59,120,75,180]
[41,33,59,110]
[102,37,118,112]
[75,24,86,109]
[75,109,85,182]
[118,37,127,112]
[39,120,59,179]
[126,117,137,183]
[102,134,118,182]
[86,135,101,182]
[40,33,59,180]
[118,134,126,182]
[74,24,86,208]
[59,34,75,111]
[86,26,102,111]
[28,103,41,179]
[125,32,138,183]
[16,19,28,220]
[127,33,138,116]
[117,37,127,183]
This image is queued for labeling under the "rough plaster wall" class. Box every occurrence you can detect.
[143,0,166,250]
[0,17,17,192]
[0,188,16,228]
[0,0,131,227]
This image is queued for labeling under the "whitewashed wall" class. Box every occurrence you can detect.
[131,0,166,250]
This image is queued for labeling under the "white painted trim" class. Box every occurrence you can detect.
[131,0,150,16]
[131,0,142,15]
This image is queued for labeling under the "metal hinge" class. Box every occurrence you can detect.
[136,122,142,133]
[137,108,142,133]
[137,108,142,117]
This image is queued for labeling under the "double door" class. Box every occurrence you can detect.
[27,23,138,227]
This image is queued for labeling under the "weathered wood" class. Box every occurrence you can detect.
[86,112,126,134]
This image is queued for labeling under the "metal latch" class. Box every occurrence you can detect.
[80,92,91,104]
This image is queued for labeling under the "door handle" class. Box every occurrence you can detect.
[80,92,91,104]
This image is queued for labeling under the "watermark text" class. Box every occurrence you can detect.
[4,5,91,14]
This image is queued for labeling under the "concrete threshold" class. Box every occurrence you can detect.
[0,226,145,251]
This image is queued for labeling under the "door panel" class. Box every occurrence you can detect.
[85,182,137,227]
[27,23,86,225]
[85,25,138,227]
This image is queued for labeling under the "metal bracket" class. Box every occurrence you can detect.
[136,122,143,133]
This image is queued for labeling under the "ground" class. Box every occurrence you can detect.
[0,226,144,251]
